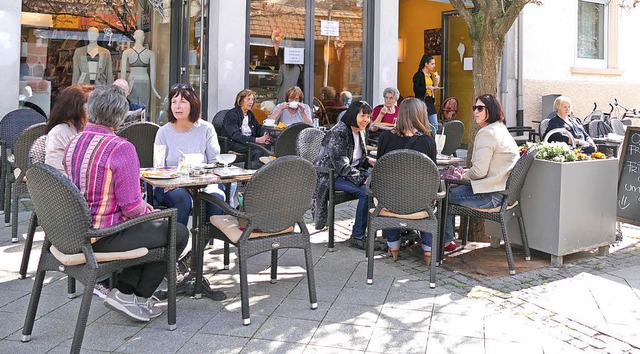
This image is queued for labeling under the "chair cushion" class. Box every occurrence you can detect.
[369,207,429,220]
[210,215,294,243]
[465,200,518,213]
[49,245,149,266]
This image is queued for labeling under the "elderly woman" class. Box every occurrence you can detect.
[377,98,437,262]
[369,87,400,134]
[45,84,94,172]
[544,96,597,153]
[154,83,226,226]
[444,94,519,257]
[313,101,373,250]
[413,54,441,134]
[223,89,271,167]
[63,85,189,322]
[268,86,312,126]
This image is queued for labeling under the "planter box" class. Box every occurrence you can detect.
[485,158,617,266]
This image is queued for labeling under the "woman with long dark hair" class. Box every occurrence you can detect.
[313,101,373,250]
[412,54,440,134]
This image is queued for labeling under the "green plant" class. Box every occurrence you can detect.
[521,142,582,162]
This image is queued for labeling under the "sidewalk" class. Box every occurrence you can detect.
[0,201,639,353]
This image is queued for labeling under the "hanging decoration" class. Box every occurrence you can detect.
[334,37,345,60]
[271,28,283,53]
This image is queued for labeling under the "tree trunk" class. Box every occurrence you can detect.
[466,21,506,242]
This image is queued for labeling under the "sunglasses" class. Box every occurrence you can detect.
[171,83,194,91]
[472,105,486,112]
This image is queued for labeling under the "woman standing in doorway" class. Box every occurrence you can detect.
[412,54,440,135]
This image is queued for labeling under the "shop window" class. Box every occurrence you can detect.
[19,1,171,121]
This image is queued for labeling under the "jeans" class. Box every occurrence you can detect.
[428,113,438,136]
[154,184,232,226]
[334,171,369,239]
[92,219,189,298]
[384,229,433,252]
[446,184,502,241]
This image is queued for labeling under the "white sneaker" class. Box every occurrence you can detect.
[137,295,165,319]
[93,283,109,299]
[104,289,149,322]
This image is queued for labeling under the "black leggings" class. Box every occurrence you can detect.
[92,219,189,298]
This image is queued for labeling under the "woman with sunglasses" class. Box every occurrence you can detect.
[444,94,519,250]
[154,83,227,226]
[313,101,374,250]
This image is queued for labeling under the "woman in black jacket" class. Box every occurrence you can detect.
[313,101,373,250]
[412,54,440,135]
[223,89,271,166]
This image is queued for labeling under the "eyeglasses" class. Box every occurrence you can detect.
[472,105,486,112]
[171,83,194,91]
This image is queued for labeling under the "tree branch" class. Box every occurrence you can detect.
[495,0,537,36]
[449,0,473,26]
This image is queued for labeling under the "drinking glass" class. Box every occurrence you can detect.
[217,154,237,170]
[435,134,447,156]
[178,155,190,179]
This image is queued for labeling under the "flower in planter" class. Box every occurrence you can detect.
[519,141,584,162]
[591,151,606,159]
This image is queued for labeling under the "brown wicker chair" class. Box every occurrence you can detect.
[21,163,178,352]
[366,150,443,287]
[196,156,318,325]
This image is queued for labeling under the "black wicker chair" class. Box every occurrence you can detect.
[21,163,178,353]
[197,156,317,325]
[366,150,443,287]
[256,123,312,164]
[440,120,464,156]
[442,148,536,275]
[0,109,46,215]
[212,109,247,168]
[116,121,160,204]
[19,135,47,279]
[295,128,358,251]
[5,123,47,243]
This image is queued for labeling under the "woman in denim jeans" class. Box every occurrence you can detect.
[444,94,519,255]
[313,101,373,250]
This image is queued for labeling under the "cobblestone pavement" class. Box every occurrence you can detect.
[0,200,638,353]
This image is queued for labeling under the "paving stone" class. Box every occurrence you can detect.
[425,333,483,354]
[309,322,375,351]
[115,327,191,353]
[178,333,249,353]
[58,321,141,352]
[323,302,381,326]
[253,316,320,344]
[240,338,306,354]
[366,327,428,353]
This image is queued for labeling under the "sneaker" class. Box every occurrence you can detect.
[103,289,150,322]
[348,236,385,251]
[93,282,109,299]
[137,295,165,319]
[444,241,458,252]
[348,236,367,250]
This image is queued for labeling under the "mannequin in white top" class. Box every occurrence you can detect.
[121,30,161,108]
[72,27,113,85]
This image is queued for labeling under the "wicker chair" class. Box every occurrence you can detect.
[295,128,357,250]
[0,109,46,215]
[313,97,330,126]
[197,156,317,325]
[440,120,464,156]
[5,123,47,242]
[116,122,160,204]
[257,123,312,164]
[21,163,178,352]
[366,150,443,288]
[442,149,535,275]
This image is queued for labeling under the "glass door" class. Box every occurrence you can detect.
[442,11,472,143]
[169,0,208,119]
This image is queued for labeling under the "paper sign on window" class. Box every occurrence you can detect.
[284,48,304,65]
[320,20,339,36]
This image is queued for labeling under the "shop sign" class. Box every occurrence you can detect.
[80,15,127,31]
[284,47,304,65]
[53,15,79,29]
[320,20,339,36]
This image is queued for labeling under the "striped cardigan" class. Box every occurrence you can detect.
[64,123,149,230]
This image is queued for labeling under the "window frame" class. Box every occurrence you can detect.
[575,0,608,69]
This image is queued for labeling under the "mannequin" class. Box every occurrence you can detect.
[72,27,113,85]
[120,30,161,108]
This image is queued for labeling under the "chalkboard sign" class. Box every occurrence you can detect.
[617,126,640,225]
